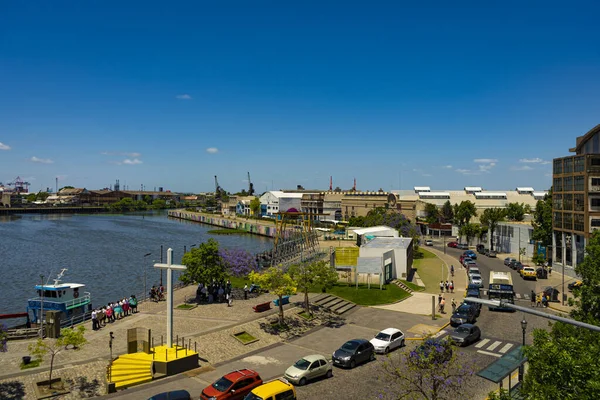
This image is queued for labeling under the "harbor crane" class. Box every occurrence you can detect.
[214,175,227,200]
[7,176,31,193]
[247,172,255,196]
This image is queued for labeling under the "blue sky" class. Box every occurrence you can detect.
[1,1,599,194]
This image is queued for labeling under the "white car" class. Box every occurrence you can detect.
[470,274,483,288]
[370,328,405,354]
[467,268,481,278]
[425,239,433,246]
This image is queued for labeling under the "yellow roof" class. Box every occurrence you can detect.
[251,379,294,397]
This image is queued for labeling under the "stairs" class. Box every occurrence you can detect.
[108,353,153,389]
[313,294,356,315]
[392,280,414,294]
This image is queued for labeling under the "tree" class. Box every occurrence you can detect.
[459,223,480,245]
[28,326,87,389]
[440,200,454,223]
[453,201,477,228]
[531,190,552,247]
[219,248,259,277]
[152,199,167,209]
[506,202,527,221]
[289,260,338,314]
[180,239,226,285]
[0,323,7,352]
[249,267,296,325]
[522,230,600,398]
[380,336,474,400]
[26,193,37,203]
[424,203,440,224]
[250,197,261,217]
[480,208,506,251]
[348,216,365,227]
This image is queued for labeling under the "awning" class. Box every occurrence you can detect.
[477,345,527,383]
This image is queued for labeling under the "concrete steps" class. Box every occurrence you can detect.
[313,294,357,315]
[392,280,414,294]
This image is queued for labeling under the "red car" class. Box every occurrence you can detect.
[200,369,263,400]
[447,242,458,248]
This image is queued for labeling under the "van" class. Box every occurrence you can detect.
[243,378,296,400]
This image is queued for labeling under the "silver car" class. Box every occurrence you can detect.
[470,274,483,288]
[284,354,332,386]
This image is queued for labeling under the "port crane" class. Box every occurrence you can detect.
[247,172,255,196]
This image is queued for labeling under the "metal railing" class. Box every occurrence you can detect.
[28,292,91,310]
[6,327,45,340]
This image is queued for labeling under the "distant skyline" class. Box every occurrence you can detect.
[1,1,599,193]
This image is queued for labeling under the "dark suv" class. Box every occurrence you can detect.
[450,303,478,327]
[200,369,262,400]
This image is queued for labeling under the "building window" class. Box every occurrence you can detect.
[574,194,584,211]
[575,176,585,191]
[591,219,600,227]
[553,212,562,229]
[592,198,600,208]
[574,156,585,172]
[553,178,563,192]
[563,194,573,210]
[590,156,600,168]
[563,213,573,230]
[564,158,573,174]
[553,194,563,210]
[592,178,600,187]
[574,213,584,232]
[553,159,563,174]
[563,176,573,191]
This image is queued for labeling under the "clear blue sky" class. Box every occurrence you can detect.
[1,1,599,194]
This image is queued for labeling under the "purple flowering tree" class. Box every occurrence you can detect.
[219,248,259,277]
[379,336,475,400]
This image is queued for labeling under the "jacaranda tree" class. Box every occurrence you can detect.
[219,248,259,277]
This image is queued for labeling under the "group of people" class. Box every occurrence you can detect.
[439,280,455,293]
[530,290,550,308]
[149,285,165,302]
[91,295,138,330]
[437,293,447,313]
[196,279,234,306]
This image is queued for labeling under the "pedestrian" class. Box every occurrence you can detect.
[530,290,536,307]
[244,284,248,300]
[218,286,225,303]
[129,295,138,313]
[536,293,542,307]
[450,280,454,293]
[106,303,113,322]
[444,281,449,292]
[438,293,443,304]
[440,298,446,314]
[548,265,552,276]
[439,281,444,292]
[451,298,457,314]
[542,294,548,307]
[227,292,233,307]
[92,309,99,330]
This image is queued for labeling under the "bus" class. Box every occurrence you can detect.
[488,271,515,311]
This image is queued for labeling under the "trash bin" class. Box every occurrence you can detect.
[22,356,31,365]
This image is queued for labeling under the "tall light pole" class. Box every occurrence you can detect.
[39,274,44,339]
[143,253,152,300]
[519,318,528,382]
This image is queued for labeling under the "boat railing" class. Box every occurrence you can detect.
[62,310,92,328]
[28,292,91,309]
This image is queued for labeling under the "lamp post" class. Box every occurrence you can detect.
[519,318,528,382]
[143,253,152,300]
[39,274,44,339]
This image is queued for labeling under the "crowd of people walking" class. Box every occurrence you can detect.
[196,279,234,306]
[439,280,455,293]
[91,295,138,330]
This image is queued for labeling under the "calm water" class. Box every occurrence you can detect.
[0,212,272,315]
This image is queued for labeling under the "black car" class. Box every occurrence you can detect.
[450,303,477,327]
[148,390,191,400]
[536,267,548,279]
[332,339,375,368]
[449,324,481,347]
[509,260,523,272]
[542,286,560,302]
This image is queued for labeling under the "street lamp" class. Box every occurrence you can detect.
[143,253,152,300]
[109,331,115,381]
[39,274,44,339]
[183,244,196,254]
[519,318,528,382]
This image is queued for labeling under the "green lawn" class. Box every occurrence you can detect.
[310,282,410,306]
[413,249,446,294]
[229,276,251,288]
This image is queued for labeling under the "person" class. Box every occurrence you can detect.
[92,309,99,330]
[227,292,233,307]
[244,284,248,300]
[439,281,444,292]
[451,298,457,314]
[106,303,113,323]
[536,293,542,308]
[129,295,138,313]
[445,281,449,293]
[530,290,536,307]
[542,294,548,308]
[218,286,225,303]
[548,264,552,276]
[440,298,446,314]
[450,265,454,277]
[438,293,443,304]
[450,281,454,293]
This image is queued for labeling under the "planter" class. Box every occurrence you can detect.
[34,378,70,399]
[232,331,259,345]
[22,356,32,365]
[297,311,315,321]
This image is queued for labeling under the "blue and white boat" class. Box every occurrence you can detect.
[27,269,92,324]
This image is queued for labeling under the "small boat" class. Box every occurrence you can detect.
[27,268,92,324]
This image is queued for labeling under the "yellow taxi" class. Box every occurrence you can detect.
[520,265,537,280]
[243,378,296,400]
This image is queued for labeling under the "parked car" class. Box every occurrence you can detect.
[465,283,481,299]
[467,267,481,278]
[450,303,478,327]
[457,243,469,250]
[464,250,477,260]
[369,328,405,354]
[469,274,483,288]
[504,257,517,266]
[476,244,485,253]
[244,378,296,400]
[487,250,497,258]
[447,241,458,248]
[449,324,481,347]
[462,257,473,267]
[284,355,332,386]
[568,280,583,291]
[464,260,477,270]
[536,267,548,279]
[148,390,191,400]
[520,266,537,280]
[542,287,560,302]
[200,369,263,400]
[332,339,375,368]
[425,239,433,246]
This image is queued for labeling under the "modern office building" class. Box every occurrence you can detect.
[552,124,600,268]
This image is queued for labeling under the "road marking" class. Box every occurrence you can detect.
[487,340,502,351]
[475,339,490,348]
[515,293,521,299]
[499,343,514,354]
[477,350,502,358]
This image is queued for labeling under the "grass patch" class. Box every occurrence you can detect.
[232,331,258,345]
[413,251,446,294]
[399,280,424,292]
[310,283,410,306]
[298,311,314,320]
[176,304,195,310]
[20,359,41,370]
[208,229,249,235]
[418,249,437,259]
[229,276,250,289]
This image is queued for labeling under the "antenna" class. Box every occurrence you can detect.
[54,268,68,285]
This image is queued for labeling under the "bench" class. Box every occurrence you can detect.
[273,296,290,307]
[253,301,272,313]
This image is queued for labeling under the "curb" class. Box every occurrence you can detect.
[547,305,570,314]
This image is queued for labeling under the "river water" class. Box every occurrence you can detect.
[0,212,273,316]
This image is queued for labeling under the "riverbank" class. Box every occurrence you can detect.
[0,206,107,215]
[168,210,279,238]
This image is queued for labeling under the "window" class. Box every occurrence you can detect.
[592,178,600,186]
[591,219,600,227]
[275,390,296,400]
[574,156,585,172]
[564,158,573,173]
[553,194,562,210]
[553,159,563,174]
[575,176,585,191]
[563,213,573,230]
[592,198,600,208]
[553,212,562,229]
[574,194,584,211]
[563,176,573,191]
[563,194,573,210]
[318,359,327,367]
[553,178,563,192]
[590,157,600,167]
[574,213,584,232]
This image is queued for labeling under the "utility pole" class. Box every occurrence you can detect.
[39,274,44,339]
